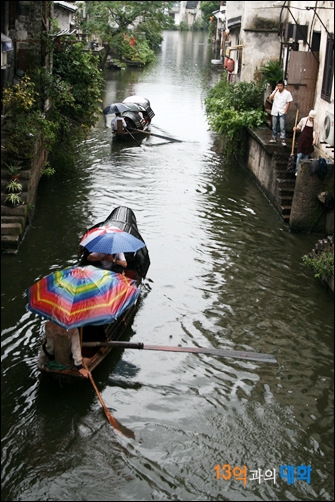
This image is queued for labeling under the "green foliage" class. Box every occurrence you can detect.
[51,38,104,130]
[193,17,209,31]
[178,21,190,31]
[6,179,23,193]
[205,77,266,153]
[5,192,23,206]
[302,252,334,280]
[200,1,221,19]
[83,1,174,64]
[4,161,23,177]
[258,60,284,88]
[2,36,104,166]
[2,77,42,159]
[111,33,155,64]
[40,162,56,177]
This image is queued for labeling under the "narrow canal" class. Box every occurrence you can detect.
[1,31,334,501]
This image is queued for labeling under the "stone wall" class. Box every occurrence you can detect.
[244,132,279,209]
[239,127,334,234]
[1,138,45,253]
[290,160,334,233]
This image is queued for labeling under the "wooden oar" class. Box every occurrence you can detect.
[82,341,277,364]
[125,128,143,148]
[128,128,183,143]
[287,109,299,172]
[83,362,135,438]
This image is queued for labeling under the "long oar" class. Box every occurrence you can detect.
[287,109,299,172]
[83,362,135,438]
[125,128,143,148]
[128,128,182,143]
[82,342,277,364]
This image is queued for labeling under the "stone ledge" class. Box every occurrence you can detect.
[1,215,26,226]
[1,203,28,217]
[1,222,22,235]
[1,234,20,252]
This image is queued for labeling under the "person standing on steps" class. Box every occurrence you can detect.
[269,79,293,147]
[293,110,319,176]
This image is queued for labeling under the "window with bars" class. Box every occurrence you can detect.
[321,34,334,102]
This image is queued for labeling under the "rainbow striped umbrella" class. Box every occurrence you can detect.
[26,265,140,329]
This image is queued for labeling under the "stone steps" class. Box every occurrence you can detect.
[274,153,296,222]
[1,191,28,205]
[1,178,30,192]
[1,128,45,253]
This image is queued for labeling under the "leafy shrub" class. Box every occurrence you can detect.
[110,33,155,65]
[205,77,266,153]
[179,21,190,31]
[258,60,284,88]
[302,252,334,280]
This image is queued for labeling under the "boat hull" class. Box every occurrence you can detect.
[113,96,155,140]
[38,206,150,383]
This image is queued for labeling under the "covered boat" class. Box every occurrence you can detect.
[114,96,155,138]
[36,206,150,382]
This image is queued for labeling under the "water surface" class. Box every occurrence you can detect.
[1,30,333,501]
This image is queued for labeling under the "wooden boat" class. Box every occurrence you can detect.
[37,206,150,382]
[112,96,155,139]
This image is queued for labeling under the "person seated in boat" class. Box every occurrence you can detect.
[87,252,127,274]
[38,321,90,378]
[111,113,127,132]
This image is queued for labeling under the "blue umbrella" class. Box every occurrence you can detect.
[80,226,146,254]
[103,103,130,115]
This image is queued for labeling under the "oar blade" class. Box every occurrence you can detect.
[86,365,135,438]
[107,414,135,439]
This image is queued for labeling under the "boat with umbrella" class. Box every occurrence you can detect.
[103,96,155,139]
[27,206,150,384]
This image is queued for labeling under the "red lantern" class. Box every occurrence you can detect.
[226,58,235,73]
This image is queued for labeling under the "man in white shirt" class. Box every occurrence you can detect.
[269,79,293,146]
[111,113,127,132]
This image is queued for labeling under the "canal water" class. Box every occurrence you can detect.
[1,31,334,501]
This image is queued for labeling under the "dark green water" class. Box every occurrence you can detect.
[1,31,333,501]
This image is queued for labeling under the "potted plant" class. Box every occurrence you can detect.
[259,60,284,90]
[6,179,23,193]
[4,161,23,181]
[4,192,23,206]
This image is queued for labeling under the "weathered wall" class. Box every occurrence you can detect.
[239,127,334,234]
[289,160,334,232]
[241,30,279,83]
[240,128,282,212]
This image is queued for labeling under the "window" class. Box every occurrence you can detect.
[321,34,334,102]
[311,32,321,52]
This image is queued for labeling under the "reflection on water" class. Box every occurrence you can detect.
[1,31,334,501]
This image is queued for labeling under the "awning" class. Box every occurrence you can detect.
[1,33,13,51]
[213,10,226,22]
[54,1,78,12]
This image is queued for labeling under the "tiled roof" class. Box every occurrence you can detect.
[186,1,199,10]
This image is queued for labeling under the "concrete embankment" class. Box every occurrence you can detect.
[1,131,46,254]
[237,126,334,234]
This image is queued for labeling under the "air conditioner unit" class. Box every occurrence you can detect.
[323,111,334,146]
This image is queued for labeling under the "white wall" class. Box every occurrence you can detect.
[282,1,334,156]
